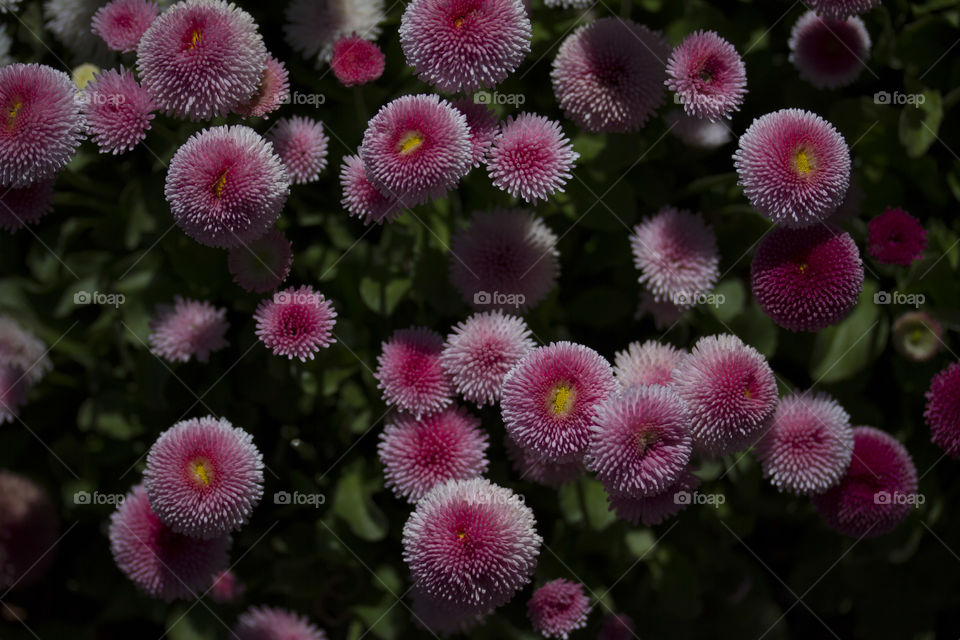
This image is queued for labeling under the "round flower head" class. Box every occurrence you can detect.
[751,225,864,332]
[0,316,52,385]
[664,109,732,149]
[812,426,918,538]
[227,228,293,293]
[402,477,542,610]
[673,334,778,457]
[636,291,685,330]
[209,569,245,603]
[598,614,637,640]
[452,98,499,168]
[148,296,229,364]
[254,286,337,361]
[0,471,59,589]
[755,391,854,495]
[0,63,84,188]
[501,342,617,462]
[867,207,927,266]
[551,18,669,133]
[0,365,27,424]
[0,180,55,233]
[925,362,960,458]
[266,116,329,185]
[81,67,156,155]
[284,0,385,65]
[486,113,578,204]
[587,385,692,498]
[165,125,290,249]
[527,579,590,639]
[330,35,385,86]
[233,55,290,119]
[109,484,230,600]
[614,340,686,388]
[440,310,536,406]
[44,0,114,63]
[607,466,701,527]
[234,605,328,640]
[360,94,471,207]
[378,406,489,503]
[91,0,159,53]
[339,153,402,225]
[789,11,871,89]
[449,209,560,312]
[375,327,455,418]
[143,416,264,539]
[136,0,267,121]
[806,0,879,19]
[399,0,531,93]
[504,435,584,488]
[734,109,851,227]
[630,207,719,309]
[892,311,942,363]
[666,30,746,122]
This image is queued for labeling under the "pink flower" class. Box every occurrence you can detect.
[136,0,267,120]
[527,579,590,639]
[666,30,746,122]
[266,116,329,184]
[0,63,84,188]
[375,327,455,418]
[867,207,927,266]
[0,180,55,233]
[109,484,230,601]
[673,334,778,457]
[165,125,290,248]
[399,0,531,92]
[613,340,686,388]
[209,569,245,603]
[378,406,489,502]
[234,605,328,640]
[501,341,617,462]
[148,296,229,363]
[254,286,337,361]
[789,11,871,89]
[284,0,385,65]
[330,35,385,86]
[806,0,879,19]
[0,471,59,589]
[607,466,701,526]
[751,225,864,332]
[339,153,402,225]
[486,112,578,203]
[551,18,669,133]
[81,67,156,155]
[452,98,499,168]
[0,365,27,425]
[924,361,960,459]
[0,316,51,385]
[227,228,293,293]
[734,109,851,227]
[233,55,290,119]
[91,0,158,53]
[440,310,536,406]
[504,435,584,488]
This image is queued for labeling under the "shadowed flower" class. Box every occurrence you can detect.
[284,0,385,66]
[331,35,385,86]
[227,229,293,293]
[925,361,960,459]
[598,614,637,640]
[234,605,328,640]
[91,0,159,53]
[0,180,55,233]
[266,116,329,184]
[81,67,156,155]
[806,0,879,19]
[613,340,686,388]
[0,365,27,425]
[409,584,492,635]
[452,98,499,168]
[233,55,290,119]
[376,327,455,418]
[789,11,871,89]
[0,317,51,385]
[209,569,245,603]
[0,471,59,589]
[254,285,337,361]
[148,297,229,363]
[664,109,732,149]
[504,435,584,488]
[44,0,114,63]
[527,579,590,639]
[339,153,402,225]
[487,113,578,203]
[666,30,746,122]
[867,207,927,266]
[607,466,701,526]
[892,311,942,363]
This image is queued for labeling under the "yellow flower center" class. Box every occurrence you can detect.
[744,387,752,399]
[188,29,202,50]
[7,101,22,128]
[799,262,808,275]
[550,384,575,417]
[192,460,211,486]
[910,328,924,342]
[397,131,425,155]
[795,149,813,175]
[635,429,659,452]
[213,169,229,198]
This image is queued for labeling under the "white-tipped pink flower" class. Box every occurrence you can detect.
[148,297,229,364]
[254,286,337,361]
[266,116,329,184]
[487,113,578,204]
[666,30,747,122]
[81,67,156,155]
[376,327,455,418]
[613,340,686,388]
[91,0,158,53]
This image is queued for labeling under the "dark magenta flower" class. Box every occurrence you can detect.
[867,207,927,266]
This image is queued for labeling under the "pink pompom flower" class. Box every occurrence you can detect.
[0,63,84,188]
[254,285,337,361]
[607,466,701,527]
[452,98,499,168]
[673,334,778,457]
[136,0,268,120]
[233,55,290,119]
[867,207,927,266]
[378,405,489,502]
[284,0,385,66]
[330,35,385,86]
[613,340,686,388]
[227,228,293,293]
[402,478,542,610]
[551,18,669,133]
[734,109,851,227]
[449,209,560,313]
[339,153,402,225]
[751,225,864,332]
[504,435,584,488]
[0,180,55,233]
[109,484,230,601]
[487,113,578,204]
[91,0,159,53]
[165,125,290,248]
[148,296,229,364]
[666,30,747,122]
[143,416,264,539]
[812,426,918,538]
[81,67,156,155]
[755,391,854,495]
[501,341,617,462]
[806,0,879,19]
[440,310,536,407]
[789,11,871,89]
[0,471,59,589]
[234,605,328,640]
[376,327,455,418]
[266,116,329,185]
[527,579,590,639]
[925,361,960,459]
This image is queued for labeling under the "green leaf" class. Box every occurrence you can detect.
[580,477,616,531]
[359,277,411,315]
[333,462,389,541]
[898,89,943,157]
[810,280,889,384]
